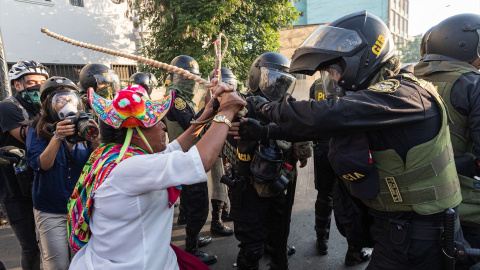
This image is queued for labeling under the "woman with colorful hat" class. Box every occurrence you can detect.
[67,81,245,270]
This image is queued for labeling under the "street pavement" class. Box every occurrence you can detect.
[0,158,371,270]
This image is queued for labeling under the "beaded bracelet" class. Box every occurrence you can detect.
[52,131,65,141]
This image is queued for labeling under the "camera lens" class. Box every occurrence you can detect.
[77,119,99,141]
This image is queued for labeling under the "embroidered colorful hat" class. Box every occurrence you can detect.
[88,84,174,129]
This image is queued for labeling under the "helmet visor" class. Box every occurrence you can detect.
[320,65,344,98]
[172,73,198,94]
[299,25,364,53]
[259,67,296,102]
[51,92,83,119]
[93,73,121,99]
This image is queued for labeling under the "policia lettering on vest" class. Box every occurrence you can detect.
[239,11,472,269]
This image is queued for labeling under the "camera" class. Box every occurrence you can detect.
[65,111,99,143]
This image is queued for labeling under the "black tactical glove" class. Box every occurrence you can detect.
[0,146,26,165]
[238,118,268,141]
[246,96,271,125]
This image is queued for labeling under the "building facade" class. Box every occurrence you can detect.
[0,0,140,83]
[291,0,409,45]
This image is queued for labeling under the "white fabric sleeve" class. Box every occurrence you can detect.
[106,141,207,195]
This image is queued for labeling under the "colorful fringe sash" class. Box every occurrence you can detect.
[67,143,181,252]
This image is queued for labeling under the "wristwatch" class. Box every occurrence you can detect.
[212,114,232,128]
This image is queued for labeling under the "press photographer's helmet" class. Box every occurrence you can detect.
[9,60,49,84]
[168,55,201,94]
[40,76,83,122]
[247,52,296,102]
[424,13,480,63]
[209,67,238,90]
[79,63,120,97]
[129,72,158,96]
[290,10,396,91]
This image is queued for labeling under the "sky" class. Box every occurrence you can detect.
[409,0,480,36]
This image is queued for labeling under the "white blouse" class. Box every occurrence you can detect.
[70,140,207,270]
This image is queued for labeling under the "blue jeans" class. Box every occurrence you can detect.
[2,200,40,270]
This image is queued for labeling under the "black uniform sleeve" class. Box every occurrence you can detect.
[0,101,25,133]
[260,80,437,139]
[450,73,480,158]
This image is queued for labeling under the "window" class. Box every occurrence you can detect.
[14,0,54,6]
[70,0,84,7]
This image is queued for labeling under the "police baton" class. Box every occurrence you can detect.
[443,208,480,270]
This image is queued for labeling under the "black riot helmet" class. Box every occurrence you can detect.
[79,63,121,99]
[420,26,435,59]
[209,67,238,90]
[424,13,480,63]
[129,72,158,96]
[290,10,396,91]
[168,55,201,94]
[247,52,296,102]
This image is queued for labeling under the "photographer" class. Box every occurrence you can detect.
[26,76,99,270]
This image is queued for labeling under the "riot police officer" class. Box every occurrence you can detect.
[129,72,158,98]
[79,63,121,99]
[163,55,217,265]
[208,67,236,237]
[222,52,299,270]
[221,11,466,269]
[414,13,480,249]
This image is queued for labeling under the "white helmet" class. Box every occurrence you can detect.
[9,60,49,83]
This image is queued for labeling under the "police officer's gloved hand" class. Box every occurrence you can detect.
[0,146,26,165]
[238,118,267,141]
[246,96,271,125]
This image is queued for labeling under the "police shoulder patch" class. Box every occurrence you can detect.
[367,79,400,93]
[174,97,187,110]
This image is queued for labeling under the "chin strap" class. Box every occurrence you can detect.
[115,127,154,164]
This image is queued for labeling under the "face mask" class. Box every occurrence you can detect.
[20,84,42,106]
[58,102,78,120]
[96,86,114,100]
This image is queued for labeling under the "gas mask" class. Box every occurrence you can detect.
[94,73,121,99]
[50,92,83,121]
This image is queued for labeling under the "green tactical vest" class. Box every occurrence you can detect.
[415,61,480,225]
[415,61,480,157]
[360,74,462,215]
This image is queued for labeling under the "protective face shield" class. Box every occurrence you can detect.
[300,25,364,53]
[93,73,121,99]
[259,67,296,102]
[51,92,83,120]
[320,64,345,98]
[171,73,198,94]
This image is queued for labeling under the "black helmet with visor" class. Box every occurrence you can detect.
[79,63,121,99]
[290,11,396,94]
[247,52,296,102]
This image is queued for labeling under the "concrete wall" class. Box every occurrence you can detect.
[294,0,389,26]
[0,0,137,65]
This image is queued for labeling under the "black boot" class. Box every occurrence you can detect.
[185,232,217,265]
[264,243,296,256]
[344,243,370,266]
[237,248,262,270]
[316,232,329,255]
[210,199,234,236]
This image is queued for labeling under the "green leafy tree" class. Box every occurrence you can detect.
[133,0,298,84]
[397,36,422,64]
